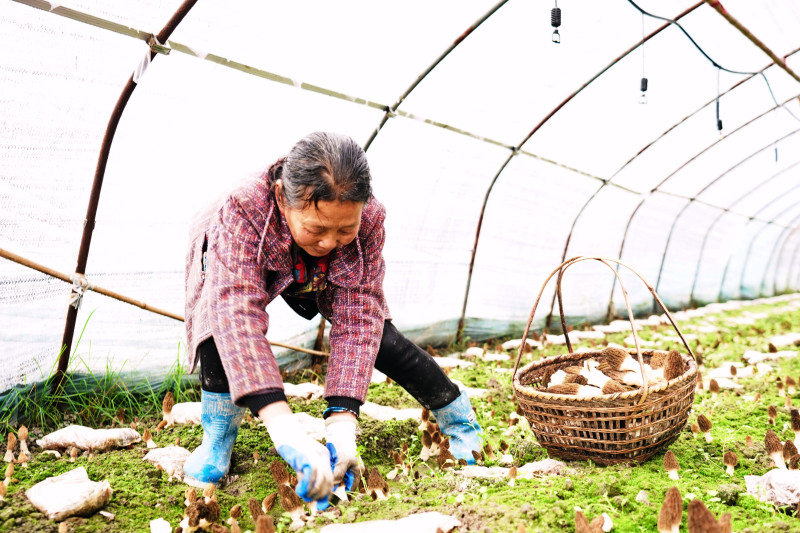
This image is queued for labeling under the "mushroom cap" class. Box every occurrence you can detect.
[205,500,221,523]
[185,487,197,505]
[664,351,684,381]
[229,504,242,519]
[788,376,797,386]
[564,374,589,386]
[768,405,778,418]
[785,440,799,460]
[203,482,216,500]
[650,351,666,369]
[574,510,591,533]
[262,492,277,512]
[142,428,152,441]
[508,466,518,479]
[601,346,630,370]
[729,365,737,376]
[765,429,783,454]
[17,426,27,441]
[162,391,174,414]
[254,515,276,533]
[270,460,290,485]
[708,379,721,393]
[184,505,201,527]
[791,409,800,431]
[663,450,679,471]
[421,430,432,448]
[697,414,712,433]
[687,499,718,533]
[437,449,456,469]
[658,486,682,530]
[391,450,402,467]
[547,383,581,395]
[790,454,800,470]
[723,451,738,467]
[367,466,385,490]
[248,497,264,520]
[718,512,732,533]
[277,484,303,513]
[210,523,231,533]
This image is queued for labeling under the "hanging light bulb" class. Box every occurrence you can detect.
[639,77,648,104]
[551,3,561,44]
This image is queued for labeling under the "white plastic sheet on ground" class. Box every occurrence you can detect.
[25,467,112,520]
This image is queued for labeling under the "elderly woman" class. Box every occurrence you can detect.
[183,131,482,508]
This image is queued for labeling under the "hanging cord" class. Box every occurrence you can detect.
[627,0,800,123]
[639,12,648,103]
[716,67,723,134]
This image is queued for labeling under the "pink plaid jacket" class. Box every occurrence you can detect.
[184,160,390,405]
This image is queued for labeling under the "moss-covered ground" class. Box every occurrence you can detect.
[2,296,800,532]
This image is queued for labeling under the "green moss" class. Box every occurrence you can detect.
[5,302,800,532]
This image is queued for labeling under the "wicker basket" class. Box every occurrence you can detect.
[512,256,697,465]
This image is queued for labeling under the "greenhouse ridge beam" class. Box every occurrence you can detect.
[457,3,703,341]
[10,0,151,40]
[14,0,633,195]
[54,0,200,391]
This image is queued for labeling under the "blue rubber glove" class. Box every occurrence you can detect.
[324,416,358,492]
[267,413,333,509]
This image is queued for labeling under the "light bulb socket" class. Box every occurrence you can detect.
[640,77,648,93]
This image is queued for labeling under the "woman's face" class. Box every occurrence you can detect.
[276,182,363,257]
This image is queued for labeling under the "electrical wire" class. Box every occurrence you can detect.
[627,0,800,122]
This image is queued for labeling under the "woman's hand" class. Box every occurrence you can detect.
[324,413,359,492]
[263,404,333,509]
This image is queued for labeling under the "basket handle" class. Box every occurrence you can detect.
[512,256,696,405]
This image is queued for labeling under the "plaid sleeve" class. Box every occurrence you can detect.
[324,205,387,403]
[209,197,284,404]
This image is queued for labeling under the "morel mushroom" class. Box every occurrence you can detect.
[768,405,778,425]
[697,414,713,443]
[657,486,682,533]
[723,451,738,476]
[765,429,786,469]
[663,450,679,480]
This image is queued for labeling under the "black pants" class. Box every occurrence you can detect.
[198,304,460,411]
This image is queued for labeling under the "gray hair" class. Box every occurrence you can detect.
[279,132,372,209]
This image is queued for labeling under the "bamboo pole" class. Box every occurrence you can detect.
[0,246,329,357]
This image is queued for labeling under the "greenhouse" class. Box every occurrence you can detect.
[1,1,800,532]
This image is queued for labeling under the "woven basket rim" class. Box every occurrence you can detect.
[512,348,697,403]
